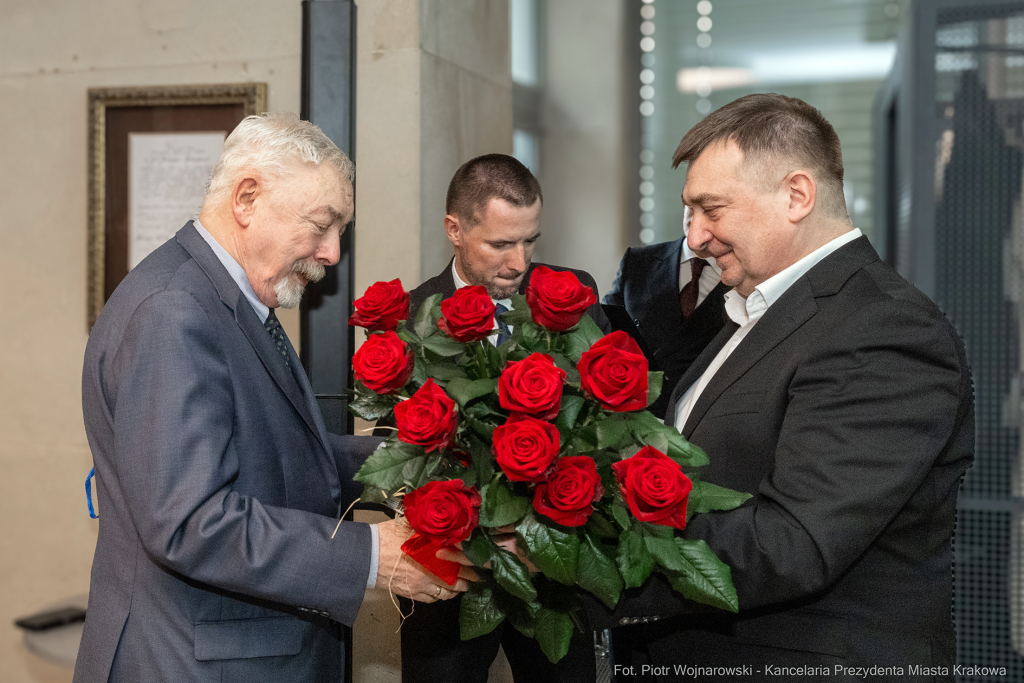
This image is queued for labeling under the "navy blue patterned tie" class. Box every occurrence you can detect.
[494,303,512,346]
[264,309,290,368]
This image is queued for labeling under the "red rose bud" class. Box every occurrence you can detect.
[402,479,482,585]
[533,456,604,527]
[525,266,598,331]
[349,279,410,332]
[352,331,414,394]
[498,353,567,420]
[612,446,692,530]
[403,479,482,544]
[578,330,649,412]
[492,414,561,482]
[394,379,458,452]
[438,286,496,342]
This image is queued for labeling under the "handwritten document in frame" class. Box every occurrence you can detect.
[127,132,225,269]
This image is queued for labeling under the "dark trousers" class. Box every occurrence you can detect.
[400,596,597,683]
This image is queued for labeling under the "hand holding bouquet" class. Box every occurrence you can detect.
[348,269,750,663]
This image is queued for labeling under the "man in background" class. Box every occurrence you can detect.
[602,207,729,419]
[586,94,973,680]
[77,113,472,683]
[401,153,610,683]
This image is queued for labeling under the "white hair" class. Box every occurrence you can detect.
[201,112,354,211]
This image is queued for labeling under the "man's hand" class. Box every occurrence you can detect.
[482,524,538,572]
[375,517,479,602]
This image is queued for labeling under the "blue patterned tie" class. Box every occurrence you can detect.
[264,309,290,368]
[494,303,512,346]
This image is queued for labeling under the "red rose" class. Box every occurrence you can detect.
[525,266,598,331]
[533,456,604,527]
[612,446,692,529]
[492,414,561,482]
[498,353,567,420]
[394,379,458,452]
[438,286,496,342]
[349,279,410,332]
[352,332,414,394]
[403,479,482,545]
[578,330,649,412]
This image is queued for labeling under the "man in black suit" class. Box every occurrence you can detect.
[586,94,973,681]
[603,219,729,419]
[401,154,610,683]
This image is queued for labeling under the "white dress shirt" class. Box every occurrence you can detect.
[194,219,380,589]
[678,239,723,310]
[452,259,512,346]
[673,228,863,432]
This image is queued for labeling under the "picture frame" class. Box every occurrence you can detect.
[86,83,267,328]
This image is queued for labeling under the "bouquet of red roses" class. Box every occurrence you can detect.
[347,268,750,663]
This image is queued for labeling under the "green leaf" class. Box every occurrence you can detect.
[460,584,506,640]
[420,333,466,357]
[644,535,686,571]
[595,416,632,451]
[465,435,496,489]
[479,477,531,527]
[395,322,419,345]
[555,395,586,435]
[423,362,469,381]
[353,441,423,492]
[576,315,605,345]
[688,481,752,516]
[402,454,443,490]
[445,377,498,407]
[491,547,538,602]
[347,386,400,421]
[534,608,575,664]
[610,499,630,531]
[517,512,580,585]
[628,411,709,468]
[586,510,619,539]
[577,533,623,609]
[462,528,494,568]
[646,371,664,409]
[501,294,534,327]
[616,526,654,589]
[663,538,740,613]
[414,293,442,339]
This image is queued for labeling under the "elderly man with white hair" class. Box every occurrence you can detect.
[75,113,476,683]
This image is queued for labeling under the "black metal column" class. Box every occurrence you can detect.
[300,0,356,437]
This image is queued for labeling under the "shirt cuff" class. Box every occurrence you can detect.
[366,523,379,589]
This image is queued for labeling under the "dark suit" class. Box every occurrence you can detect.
[587,237,974,682]
[76,223,381,683]
[400,259,610,683]
[603,238,729,419]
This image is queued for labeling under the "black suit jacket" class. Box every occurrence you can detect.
[588,237,974,676]
[411,259,612,334]
[603,238,729,418]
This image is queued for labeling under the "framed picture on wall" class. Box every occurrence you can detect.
[86,83,267,328]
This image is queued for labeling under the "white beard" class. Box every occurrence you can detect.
[274,259,326,308]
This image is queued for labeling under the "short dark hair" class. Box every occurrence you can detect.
[446,154,543,225]
[672,93,848,219]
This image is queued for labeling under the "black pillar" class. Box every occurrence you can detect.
[300,0,356,437]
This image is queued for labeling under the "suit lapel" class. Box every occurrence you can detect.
[176,223,330,453]
[664,321,737,420]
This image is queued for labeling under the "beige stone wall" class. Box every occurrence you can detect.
[535,0,629,298]
[0,2,302,681]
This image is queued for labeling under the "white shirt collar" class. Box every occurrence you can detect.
[451,258,513,309]
[680,238,721,275]
[193,218,271,323]
[726,228,862,326]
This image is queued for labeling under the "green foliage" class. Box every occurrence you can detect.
[460,584,506,640]
[577,533,623,609]
[462,528,494,568]
[554,395,586,436]
[687,480,753,517]
[491,547,538,602]
[401,453,443,490]
[479,476,531,527]
[347,384,400,421]
[534,608,575,664]
[420,333,466,357]
[414,293,442,339]
[616,525,654,589]
[562,315,605,362]
[501,294,534,327]
[517,512,580,585]
[646,371,663,408]
[446,377,498,407]
[662,539,740,613]
[353,441,423,491]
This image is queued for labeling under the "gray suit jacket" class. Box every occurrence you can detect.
[75,223,381,683]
